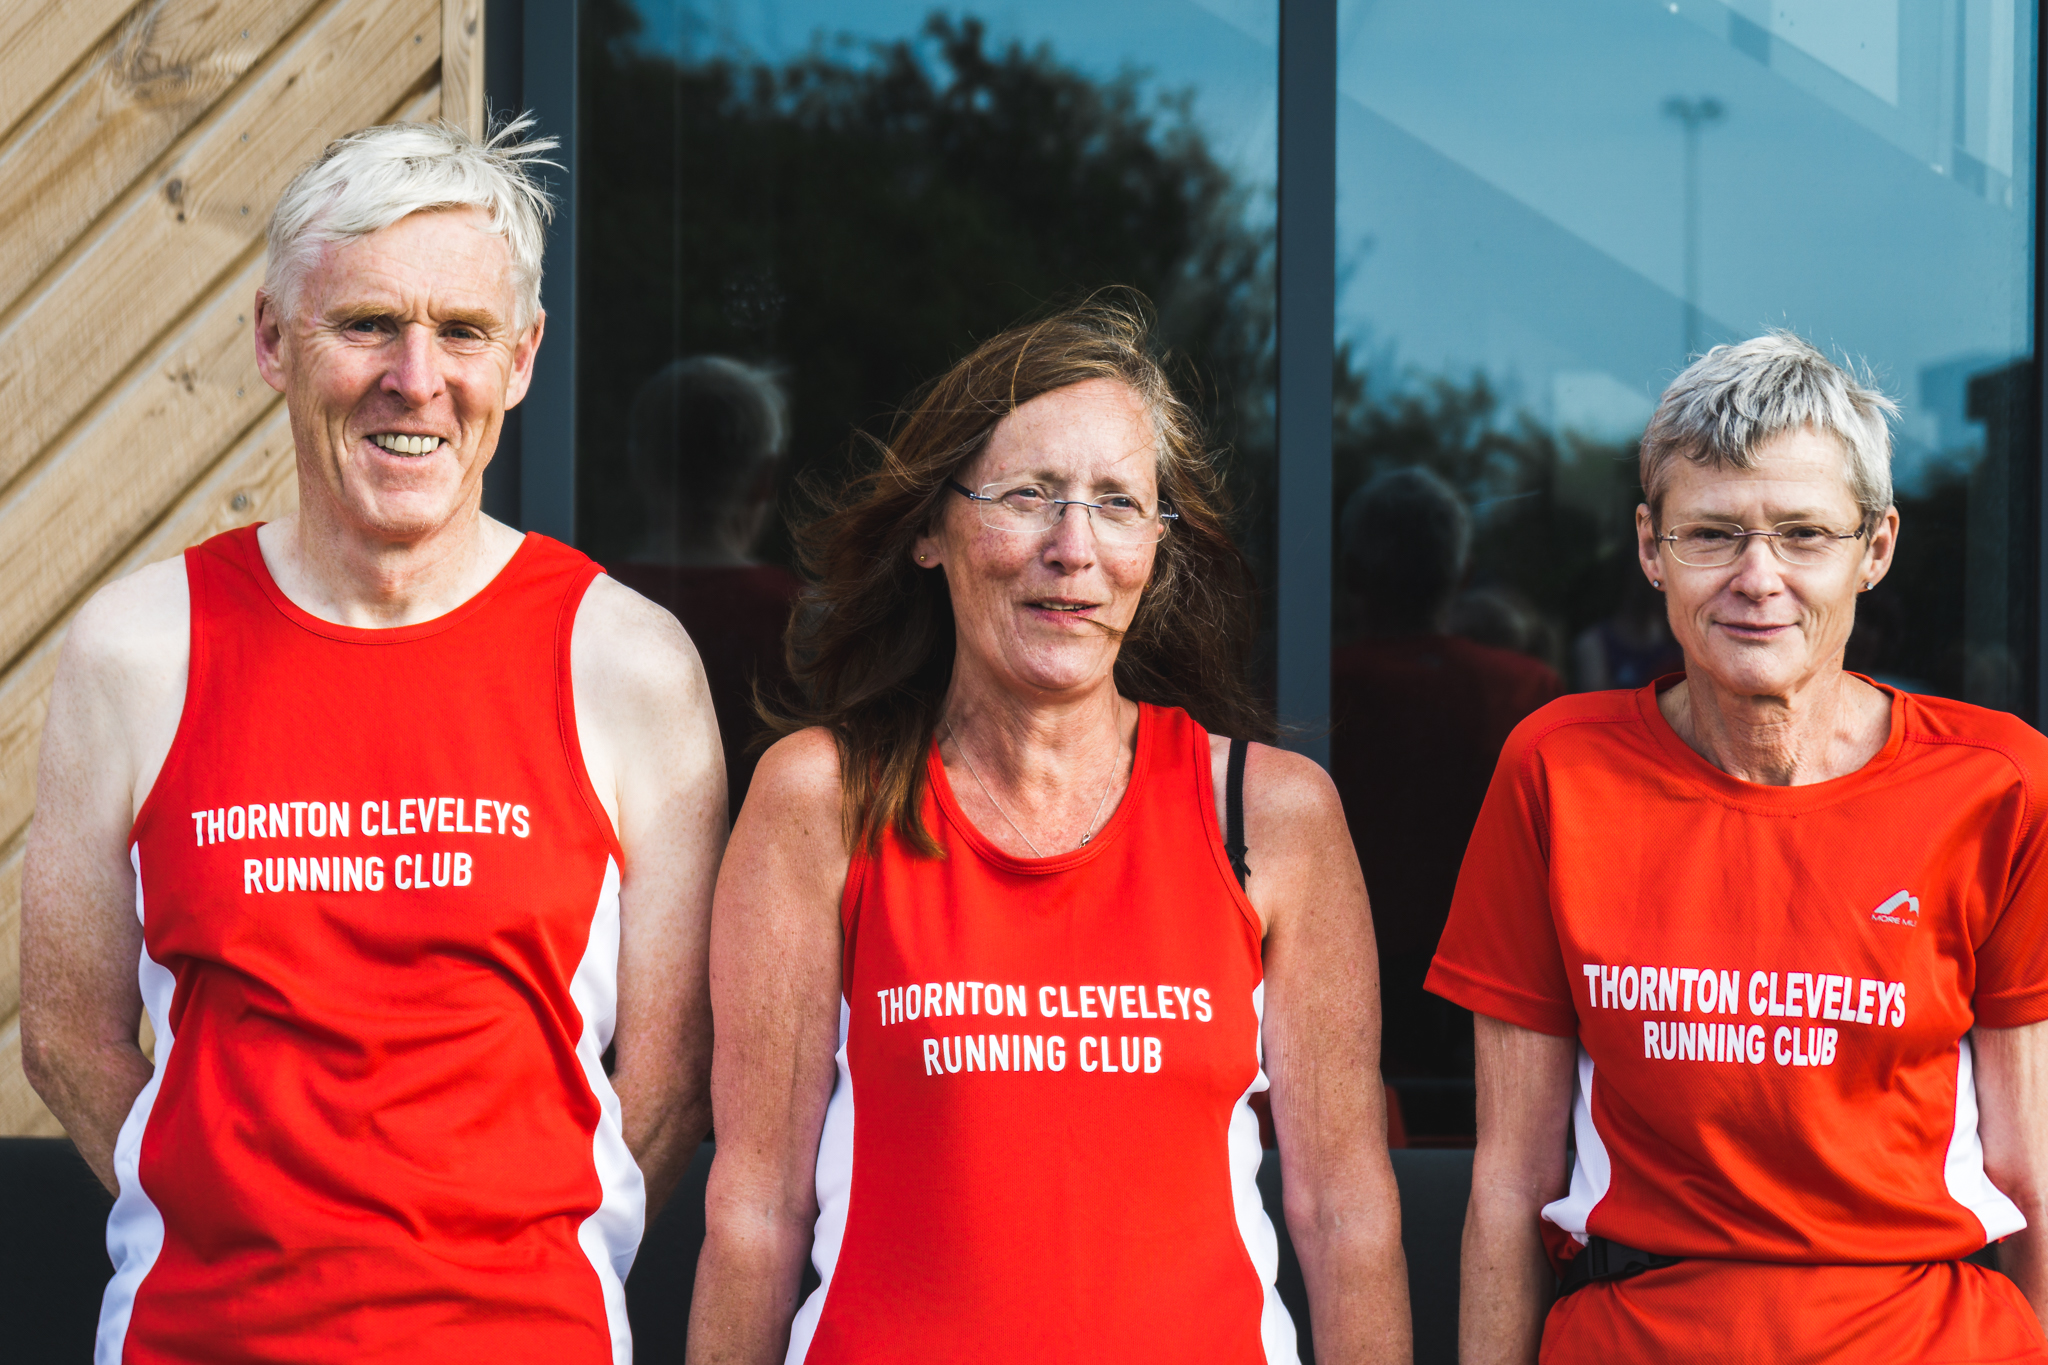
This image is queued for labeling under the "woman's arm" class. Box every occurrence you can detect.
[1233,740,1412,1363]
[1974,1019,2048,1326]
[1461,1014,1576,1365]
[687,730,851,1365]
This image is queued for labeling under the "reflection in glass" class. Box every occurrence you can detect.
[579,0,1280,817]
[1332,0,2038,1123]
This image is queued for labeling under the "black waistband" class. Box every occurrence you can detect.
[1556,1236,1684,1298]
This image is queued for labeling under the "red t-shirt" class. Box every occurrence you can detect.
[1429,679,2048,1362]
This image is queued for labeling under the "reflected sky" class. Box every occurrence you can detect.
[625,0,1280,214]
[1338,0,2035,480]
[624,1,2034,484]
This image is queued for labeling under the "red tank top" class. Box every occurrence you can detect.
[99,526,640,1365]
[790,703,1298,1363]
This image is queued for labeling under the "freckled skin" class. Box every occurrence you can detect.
[255,206,541,545]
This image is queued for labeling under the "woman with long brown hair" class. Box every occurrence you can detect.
[687,300,1410,1364]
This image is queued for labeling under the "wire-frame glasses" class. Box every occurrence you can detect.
[949,479,1177,545]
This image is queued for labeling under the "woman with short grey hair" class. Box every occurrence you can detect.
[1433,331,2048,1362]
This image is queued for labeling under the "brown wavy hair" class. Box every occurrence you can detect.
[768,296,1273,855]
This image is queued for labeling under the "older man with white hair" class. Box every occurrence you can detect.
[20,117,723,1363]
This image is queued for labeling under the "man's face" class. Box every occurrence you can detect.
[255,207,541,541]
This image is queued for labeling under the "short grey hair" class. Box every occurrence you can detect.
[1640,330,1898,528]
[263,114,558,327]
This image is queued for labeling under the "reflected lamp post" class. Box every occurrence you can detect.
[1663,95,1724,359]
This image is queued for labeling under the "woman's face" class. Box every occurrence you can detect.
[1635,425,1898,700]
[914,378,1161,703]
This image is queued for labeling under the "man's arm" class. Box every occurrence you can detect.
[21,560,190,1192]
[1975,1019,2048,1325]
[1461,1013,1576,1365]
[571,576,727,1215]
[687,729,848,1364]
[1228,739,1412,1364]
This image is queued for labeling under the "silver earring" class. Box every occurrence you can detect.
[1653,579,1662,589]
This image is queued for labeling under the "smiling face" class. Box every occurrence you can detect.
[914,378,1162,703]
[1637,425,1898,700]
[254,206,541,543]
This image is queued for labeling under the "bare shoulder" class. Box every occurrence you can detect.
[1206,734,1346,830]
[58,557,190,711]
[571,574,709,705]
[745,727,845,826]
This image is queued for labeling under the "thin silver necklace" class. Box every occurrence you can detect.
[946,718,1122,857]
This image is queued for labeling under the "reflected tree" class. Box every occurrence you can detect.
[578,2,1276,585]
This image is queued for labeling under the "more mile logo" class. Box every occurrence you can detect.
[1872,890,1921,928]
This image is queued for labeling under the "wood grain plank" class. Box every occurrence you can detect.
[0,0,324,322]
[441,0,484,138]
[0,402,300,860]
[0,1018,64,1137]
[0,251,271,674]
[0,0,133,143]
[0,0,443,497]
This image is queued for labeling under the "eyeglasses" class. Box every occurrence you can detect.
[949,479,1177,545]
[1657,520,1869,568]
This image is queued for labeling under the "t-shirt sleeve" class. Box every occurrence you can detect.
[1425,718,1580,1037]
[1973,740,2048,1028]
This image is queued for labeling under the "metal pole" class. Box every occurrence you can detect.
[1663,96,1723,361]
[519,0,577,544]
[1276,0,1338,767]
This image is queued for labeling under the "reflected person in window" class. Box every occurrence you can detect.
[1329,468,1560,1092]
[1432,332,2048,1363]
[610,357,803,817]
[689,300,1411,1363]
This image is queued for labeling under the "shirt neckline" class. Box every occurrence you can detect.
[236,524,539,645]
[927,701,1153,874]
[1635,671,1908,813]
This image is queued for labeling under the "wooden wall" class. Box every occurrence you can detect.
[0,0,487,1136]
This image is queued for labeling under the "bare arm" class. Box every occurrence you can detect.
[1224,739,1411,1363]
[1975,1020,2048,1325]
[21,561,190,1192]
[1461,1014,1576,1365]
[687,729,848,1364]
[573,576,727,1214]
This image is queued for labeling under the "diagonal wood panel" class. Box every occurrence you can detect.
[0,0,324,321]
[0,0,134,143]
[0,0,443,498]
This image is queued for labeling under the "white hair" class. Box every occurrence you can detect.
[1641,330,1899,528]
[263,114,558,327]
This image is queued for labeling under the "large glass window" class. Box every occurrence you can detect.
[578,0,1281,816]
[1329,0,2039,1133]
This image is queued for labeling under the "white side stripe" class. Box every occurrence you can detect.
[1541,1048,1611,1246]
[1228,982,1300,1365]
[786,997,855,1365]
[569,857,646,1364]
[96,847,178,1364]
[1946,1035,2027,1243]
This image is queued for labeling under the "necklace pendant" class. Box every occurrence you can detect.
[1080,833,1092,845]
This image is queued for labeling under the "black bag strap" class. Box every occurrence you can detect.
[1225,737,1250,890]
[1556,1235,1682,1298]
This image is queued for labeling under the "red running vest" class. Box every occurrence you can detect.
[100,526,639,1365]
[790,703,1297,1364]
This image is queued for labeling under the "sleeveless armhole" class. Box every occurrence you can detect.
[127,542,217,846]
[554,564,626,863]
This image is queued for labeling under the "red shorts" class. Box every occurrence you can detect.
[1541,1259,2048,1364]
